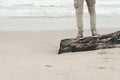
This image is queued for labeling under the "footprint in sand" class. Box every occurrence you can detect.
[44,65,53,67]
[97,66,106,69]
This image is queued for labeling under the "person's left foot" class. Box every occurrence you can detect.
[76,33,84,39]
[92,30,99,37]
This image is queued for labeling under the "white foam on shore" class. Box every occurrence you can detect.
[0,0,120,17]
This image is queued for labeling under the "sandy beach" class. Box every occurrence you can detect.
[0,16,120,80]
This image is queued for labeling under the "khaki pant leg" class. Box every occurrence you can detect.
[74,0,84,33]
[86,0,96,31]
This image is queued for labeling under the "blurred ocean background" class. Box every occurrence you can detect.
[0,0,120,17]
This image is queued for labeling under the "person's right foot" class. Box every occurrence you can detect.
[76,33,84,39]
[92,30,99,37]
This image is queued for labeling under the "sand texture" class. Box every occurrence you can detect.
[0,28,120,80]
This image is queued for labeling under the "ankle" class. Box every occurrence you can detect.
[76,32,83,39]
[91,30,99,36]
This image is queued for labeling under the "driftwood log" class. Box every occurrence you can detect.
[58,31,120,54]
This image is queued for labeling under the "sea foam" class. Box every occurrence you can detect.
[0,0,120,17]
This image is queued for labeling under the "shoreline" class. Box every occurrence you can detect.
[0,15,120,31]
[1,13,120,18]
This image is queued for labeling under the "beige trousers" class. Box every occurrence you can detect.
[74,0,96,33]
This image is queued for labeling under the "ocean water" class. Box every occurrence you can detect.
[0,0,120,17]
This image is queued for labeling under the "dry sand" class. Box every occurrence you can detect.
[0,28,120,80]
[0,15,120,80]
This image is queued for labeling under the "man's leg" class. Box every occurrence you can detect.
[74,0,84,38]
[86,0,98,36]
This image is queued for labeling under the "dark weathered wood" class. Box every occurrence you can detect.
[58,31,120,54]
